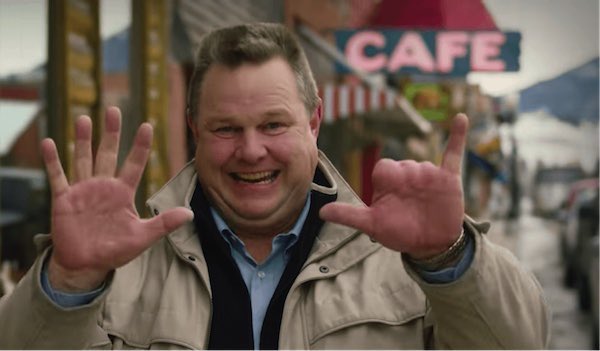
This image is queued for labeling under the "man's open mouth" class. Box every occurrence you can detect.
[230,171,280,184]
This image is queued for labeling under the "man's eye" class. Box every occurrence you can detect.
[213,126,237,137]
[263,122,285,134]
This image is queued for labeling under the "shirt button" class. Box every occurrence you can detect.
[257,271,266,279]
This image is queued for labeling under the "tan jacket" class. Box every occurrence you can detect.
[0,154,550,349]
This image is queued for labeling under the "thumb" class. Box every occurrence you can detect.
[142,207,194,241]
[319,203,373,234]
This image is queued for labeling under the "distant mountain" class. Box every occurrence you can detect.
[519,58,599,124]
[0,28,130,84]
[0,65,44,84]
[103,28,129,73]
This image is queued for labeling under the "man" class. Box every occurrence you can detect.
[0,23,548,349]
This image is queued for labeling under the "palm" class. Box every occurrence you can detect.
[52,179,142,271]
[363,159,464,254]
[41,107,192,290]
[320,114,468,258]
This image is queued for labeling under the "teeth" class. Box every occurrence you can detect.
[232,171,278,183]
[237,172,272,181]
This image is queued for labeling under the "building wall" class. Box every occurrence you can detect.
[5,113,43,169]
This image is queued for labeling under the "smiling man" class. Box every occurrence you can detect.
[191,57,321,259]
[0,23,549,349]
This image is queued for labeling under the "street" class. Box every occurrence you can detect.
[485,198,595,349]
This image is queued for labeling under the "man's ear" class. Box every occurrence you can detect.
[186,108,199,142]
[309,99,323,139]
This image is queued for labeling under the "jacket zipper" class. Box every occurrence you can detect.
[166,236,213,349]
[278,239,381,348]
[151,203,213,349]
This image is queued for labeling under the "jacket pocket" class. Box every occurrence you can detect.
[309,319,429,350]
[303,268,427,349]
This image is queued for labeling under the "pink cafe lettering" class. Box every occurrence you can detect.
[335,30,521,76]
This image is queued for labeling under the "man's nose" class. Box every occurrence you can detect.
[235,130,267,163]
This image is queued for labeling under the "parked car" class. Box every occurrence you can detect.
[560,178,599,216]
[560,185,598,311]
[588,235,599,349]
[0,167,48,296]
[558,178,599,261]
[532,166,585,217]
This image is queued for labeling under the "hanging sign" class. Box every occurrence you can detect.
[335,29,521,76]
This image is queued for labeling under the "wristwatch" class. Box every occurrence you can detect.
[405,226,469,271]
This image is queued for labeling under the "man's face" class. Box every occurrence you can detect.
[189,57,322,236]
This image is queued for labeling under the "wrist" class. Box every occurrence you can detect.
[48,255,108,293]
[406,227,468,271]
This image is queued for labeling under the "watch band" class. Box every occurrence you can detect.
[406,227,468,271]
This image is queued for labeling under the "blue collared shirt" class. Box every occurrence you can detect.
[209,194,311,350]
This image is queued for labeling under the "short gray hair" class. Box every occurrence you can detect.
[186,23,319,119]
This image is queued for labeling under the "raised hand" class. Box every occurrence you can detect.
[42,107,193,292]
[320,114,469,259]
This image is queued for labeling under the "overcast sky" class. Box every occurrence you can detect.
[0,0,598,96]
[469,0,599,95]
[0,0,131,74]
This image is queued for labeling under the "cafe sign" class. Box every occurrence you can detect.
[335,30,521,76]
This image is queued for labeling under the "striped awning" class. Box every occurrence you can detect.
[320,83,396,123]
[318,83,432,134]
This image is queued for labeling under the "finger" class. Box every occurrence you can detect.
[41,138,69,196]
[94,106,122,177]
[319,202,373,234]
[73,115,93,183]
[141,208,194,242]
[441,113,469,175]
[118,123,153,189]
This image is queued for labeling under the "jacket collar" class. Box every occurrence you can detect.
[145,162,204,266]
[305,152,380,268]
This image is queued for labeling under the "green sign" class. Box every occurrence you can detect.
[403,83,449,121]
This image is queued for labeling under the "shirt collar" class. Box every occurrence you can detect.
[210,192,311,249]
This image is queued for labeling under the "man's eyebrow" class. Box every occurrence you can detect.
[204,115,239,124]
[262,109,292,118]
